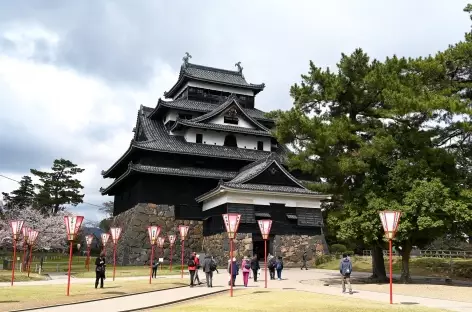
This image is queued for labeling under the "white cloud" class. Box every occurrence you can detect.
[0,32,178,222]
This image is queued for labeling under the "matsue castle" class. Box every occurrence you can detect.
[100,54,329,264]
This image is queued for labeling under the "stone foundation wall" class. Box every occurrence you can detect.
[202,231,328,267]
[274,234,327,267]
[202,233,253,266]
[104,203,203,266]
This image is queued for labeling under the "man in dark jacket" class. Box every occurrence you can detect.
[301,251,308,270]
[152,259,158,278]
[95,252,106,289]
[250,255,260,282]
[201,254,215,287]
[339,253,353,294]
[268,255,276,280]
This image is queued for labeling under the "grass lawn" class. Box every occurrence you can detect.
[0,278,186,311]
[153,290,446,312]
[316,256,472,280]
[0,270,46,282]
[73,265,186,278]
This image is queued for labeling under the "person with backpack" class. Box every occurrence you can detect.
[275,256,284,280]
[241,256,251,287]
[152,259,158,278]
[268,255,276,280]
[339,253,353,294]
[188,255,197,287]
[202,254,216,287]
[211,256,219,273]
[250,255,260,282]
[95,252,106,289]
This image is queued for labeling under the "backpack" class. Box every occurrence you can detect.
[187,258,195,267]
[244,262,251,270]
[210,260,217,272]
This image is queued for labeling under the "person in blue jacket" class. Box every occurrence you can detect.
[339,253,353,294]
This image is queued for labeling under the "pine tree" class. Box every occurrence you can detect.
[31,158,85,215]
[1,176,36,212]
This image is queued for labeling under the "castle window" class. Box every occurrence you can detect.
[257,141,264,151]
[196,133,203,143]
[224,134,237,147]
[224,116,238,125]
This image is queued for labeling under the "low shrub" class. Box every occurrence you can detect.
[330,244,347,253]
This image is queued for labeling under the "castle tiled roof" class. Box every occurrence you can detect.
[164,62,265,98]
[102,106,287,178]
[101,163,238,195]
[148,98,274,122]
[171,119,273,137]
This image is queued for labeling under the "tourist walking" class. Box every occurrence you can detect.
[301,251,308,270]
[241,256,251,287]
[188,254,197,287]
[275,256,284,280]
[152,259,158,278]
[193,253,203,285]
[250,255,260,282]
[340,253,353,294]
[268,254,276,280]
[227,257,239,286]
[201,254,215,287]
[95,252,106,289]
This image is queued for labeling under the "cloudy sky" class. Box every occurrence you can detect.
[0,0,470,222]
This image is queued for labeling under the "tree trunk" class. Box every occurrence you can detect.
[400,240,412,283]
[371,244,387,282]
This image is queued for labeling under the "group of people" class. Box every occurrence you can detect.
[186,253,285,288]
[93,250,354,294]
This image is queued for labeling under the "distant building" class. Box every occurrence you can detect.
[100,55,328,263]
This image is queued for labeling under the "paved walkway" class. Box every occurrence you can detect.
[8,269,472,312]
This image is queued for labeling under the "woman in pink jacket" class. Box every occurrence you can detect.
[241,256,251,287]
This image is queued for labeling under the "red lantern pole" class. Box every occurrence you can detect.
[157,237,165,272]
[27,230,39,277]
[168,234,176,273]
[64,216,84,296]
[100,233,110,257]
[178,225,189,279]
[258,219,272,289]
[222,213,241,298]
[10,220,24,286]
[147,225,161,284]
[85,235,93,271]
[379,211,402,305]
[110,227,122,281]
[21,227,30,272]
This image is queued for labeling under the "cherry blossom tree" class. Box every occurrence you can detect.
[0,206,68,251]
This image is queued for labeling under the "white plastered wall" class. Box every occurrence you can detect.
[183,128,271,151]
[201,191,323,211]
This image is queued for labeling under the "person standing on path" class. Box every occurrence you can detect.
[95,252,106,289]
[193,253,203,285]
[201,254,215,287]
[275,256,284,280]
[339,253,353,294]
[188,255,197,287]
[301,251,308,270]
[250,255,260,282]
[152,259,158,278]
[241,256,251,287]
[268,254,276,280]
[228,257,239,286]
